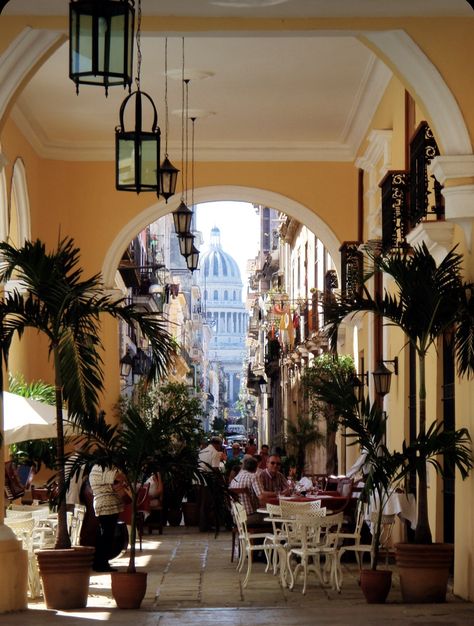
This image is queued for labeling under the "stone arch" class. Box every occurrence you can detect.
[101,186,342,288]
[10,158,31,244]
[0,149,8,241]
[361,30,471,155]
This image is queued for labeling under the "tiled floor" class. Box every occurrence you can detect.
[0,527,473,625]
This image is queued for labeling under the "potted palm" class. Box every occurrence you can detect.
[324,242,474,602]
[302,366,402,602]
[0,238,175,609]
[68,396,205,609]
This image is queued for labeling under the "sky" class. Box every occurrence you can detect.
[195,201,260,281]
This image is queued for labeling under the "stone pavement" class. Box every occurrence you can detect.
[0,527,473,625]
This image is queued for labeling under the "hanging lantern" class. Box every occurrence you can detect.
[115,89,161,193]
[69,0,135,95]
[186,244,200,273]
[178,232,195,257]
[159,156,179,202]
[172,200,193,236]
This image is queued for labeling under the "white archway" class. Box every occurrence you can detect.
[0,149,8,241]
[11,158,31,244]
[101,186,342,287]
[361,30,471,155]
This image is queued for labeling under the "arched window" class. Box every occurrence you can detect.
[213,290,218,300]
[224,290,228,301]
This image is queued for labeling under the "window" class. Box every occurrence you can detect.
[224,290,228,300]
[213,290,218,300]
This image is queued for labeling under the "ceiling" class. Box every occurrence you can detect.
[4,1,473,162]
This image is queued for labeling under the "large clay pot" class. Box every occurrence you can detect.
[111,571,147,609]
[36,546,95,609]
[395,542,454,603]
[360,569,392,603]
[182,501,199,526]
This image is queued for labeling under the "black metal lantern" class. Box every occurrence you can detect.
[372,363,392,397]
[258,376,268,394]
[185,244,200,273]
[120,350,134,378]
[178,232,195,257]
[115,89,161,193]
[352,374,365,403]
[159,156,179,202]
[69,0,135,95]
[172,200,193,236]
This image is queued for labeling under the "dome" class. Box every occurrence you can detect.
[200,226,242,282]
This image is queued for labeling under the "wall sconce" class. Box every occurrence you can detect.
[258,376,267,394]
[372,357,398,397]
[120,350,134,378]
[352,371,368,403]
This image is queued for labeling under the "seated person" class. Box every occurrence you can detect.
[255,454,292,505]
[227,442,244,461]
[146,472,163,510]
[230,456,268,527]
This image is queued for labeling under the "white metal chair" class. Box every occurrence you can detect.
[231,501,279,587]
[4,516,42,599]
[338,510,396,571]
[287,511,343,594]
[279,499,321,519]
[69,503,86,546]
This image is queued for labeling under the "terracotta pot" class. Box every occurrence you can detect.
[111,571,147,609]
[182,502,199,526]
[395,542,453,603]
[360,569,392,603]
[36,546,95,609]
[166,507,183,526]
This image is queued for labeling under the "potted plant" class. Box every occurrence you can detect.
[324,243,474,602]
[302,366,404,602]
[69,394,206,609]
[0,238,175,609]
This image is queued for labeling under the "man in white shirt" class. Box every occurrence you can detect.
[198,436,223,472]
[198,437,223,531]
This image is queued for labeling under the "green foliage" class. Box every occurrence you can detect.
[285,414,323,478]
[323,243,474,544]
[0,238,176,549]
[8,374,57,471]
[69,395,205,573]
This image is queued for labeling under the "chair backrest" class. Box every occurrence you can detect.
[4,516,36,552]
[280,500,319,518]
[70,504,86,545]
[5,509,33,519]
[266,503,282,517]
[336,477,353,498]
[369,511,396,548]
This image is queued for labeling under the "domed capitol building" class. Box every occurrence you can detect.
[199,227,248,407]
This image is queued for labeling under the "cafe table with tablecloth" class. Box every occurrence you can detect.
[267,493,355,513]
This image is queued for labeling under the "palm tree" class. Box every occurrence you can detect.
[0,238,175,549]
[324,243,474,544]
[285,414,323,479]
[67,403,203,573]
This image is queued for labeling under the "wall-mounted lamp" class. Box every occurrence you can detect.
[352,371,368,403]
[372,357,398,397]
[120,350,134,378]
[258,376,268,394]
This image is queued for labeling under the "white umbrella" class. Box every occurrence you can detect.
[2,391,69,445]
